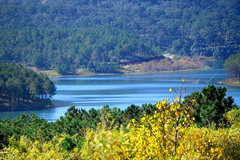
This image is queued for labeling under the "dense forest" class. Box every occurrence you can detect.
[0,0,240,73]
[0,85,239,159]
[0,63,56,111]
[0,28,161,74]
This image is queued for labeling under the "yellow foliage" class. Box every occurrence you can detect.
[1,135,82,160]
[128,100,195,159]
[80,100,227,159]
[2,101,240,160]
[81,125,131,159]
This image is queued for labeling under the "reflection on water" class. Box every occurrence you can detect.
[0,68,239,121]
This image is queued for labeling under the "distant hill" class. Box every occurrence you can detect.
[0,0,239,73]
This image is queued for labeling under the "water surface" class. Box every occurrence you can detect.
[0,68,239,121]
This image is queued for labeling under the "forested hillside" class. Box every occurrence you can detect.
[0,0,240,73]
[0,28,161,74]
[0,63,56,110]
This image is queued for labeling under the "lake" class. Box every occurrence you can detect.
[0,68,239,121]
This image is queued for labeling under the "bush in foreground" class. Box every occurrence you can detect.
[0,98,240,159]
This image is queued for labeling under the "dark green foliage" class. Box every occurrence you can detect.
[224,52,240,81]
[0,0,240,73]
[55,65,75,75]
[0,28,161,73]
[88,62,121,73]
[0,103,157,150]
[54,106,98,136]
[0,114,53,149]
[184,85,237,127]
[0,63,56,110]
[61,137,76,151]
[76,136,86,149]
[52,104,157,136]
[124,105,143,120]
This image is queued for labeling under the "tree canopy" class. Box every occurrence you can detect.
[0,0,240,73]
[184,85,237,127]
[0,28,161,74]
[0,63,56,111]
[224,52,240,81]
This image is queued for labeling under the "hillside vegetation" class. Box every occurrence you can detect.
[0,0,240,73]
[0,63,56,111]
[0,28,161,74]
[0,85,239,159]
[224,52,240,85]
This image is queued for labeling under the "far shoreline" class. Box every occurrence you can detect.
[31,56,215,78]
[53,68,209,78]
[37,66,212,78]
[219,79,240,87]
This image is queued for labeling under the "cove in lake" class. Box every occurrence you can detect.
[0,68,239,121]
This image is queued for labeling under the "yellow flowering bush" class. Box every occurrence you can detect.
[183,128,223,159]
[2,100,240,160]
[1,135,82,160]
[128,100,194,159]
[213,128,240,160]
[81,125,131,159]
[81,100,223,159]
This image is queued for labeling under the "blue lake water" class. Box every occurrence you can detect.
[0,68,239,121]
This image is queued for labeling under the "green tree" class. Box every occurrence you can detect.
[224,52,240,81]
[184,85,237,127]
[0,63,56,110]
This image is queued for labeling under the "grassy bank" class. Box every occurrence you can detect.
[121,56,209,74]
[31,56,211,77]
[29,67,62,77]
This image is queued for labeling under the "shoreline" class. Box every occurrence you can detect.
[30,56,215,78]
[121,66,211,75]
[0,105,55,112]
[42,66,212,78]
[0,98,55,112]
[219,79,240,87]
